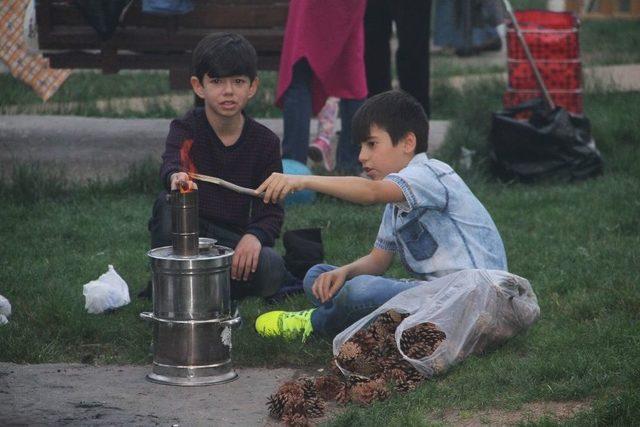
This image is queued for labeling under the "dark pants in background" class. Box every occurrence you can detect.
[148,191,290,300]
[364,0,432,116]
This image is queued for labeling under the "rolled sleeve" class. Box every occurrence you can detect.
[374,205,397,252]
[386,155,449,212]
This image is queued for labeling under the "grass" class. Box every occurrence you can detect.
[2,78,639,424]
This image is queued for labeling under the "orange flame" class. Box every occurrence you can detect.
[179,139,197,193]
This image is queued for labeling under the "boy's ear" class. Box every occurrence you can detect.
[401,132,417,155]
[190,76,205,99]
[248,76,259,99]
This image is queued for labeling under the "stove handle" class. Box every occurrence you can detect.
[220,316,241,328]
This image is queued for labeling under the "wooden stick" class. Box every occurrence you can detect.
[189,172,264,198]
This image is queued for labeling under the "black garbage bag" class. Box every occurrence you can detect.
[283,228,324,280]
[489,99,604,182]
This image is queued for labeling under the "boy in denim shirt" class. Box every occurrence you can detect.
[254,90,507,339]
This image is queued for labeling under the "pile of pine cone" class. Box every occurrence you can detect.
[267,310,447,426]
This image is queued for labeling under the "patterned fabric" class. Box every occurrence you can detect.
[375,153,508,279]
[0,0,71,101]
[160,108,284,247]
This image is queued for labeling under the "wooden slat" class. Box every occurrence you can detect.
[45,51,281,72]
[39,28,284,52]
[176,4,288,29]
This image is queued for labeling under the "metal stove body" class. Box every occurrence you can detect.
[141,190,240,386]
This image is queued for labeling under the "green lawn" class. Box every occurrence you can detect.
[1,80,639,424]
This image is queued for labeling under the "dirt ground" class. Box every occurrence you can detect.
[0,361,591,426]
[0,362,301,426]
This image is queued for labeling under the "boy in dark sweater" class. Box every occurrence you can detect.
[148,32,291,299]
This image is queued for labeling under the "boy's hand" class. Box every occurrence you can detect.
[256,173,305,204]
[312,268,348,303]
[170,172,196,191]
[232,234,262,281]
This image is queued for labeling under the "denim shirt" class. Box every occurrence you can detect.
[374,153,507,279]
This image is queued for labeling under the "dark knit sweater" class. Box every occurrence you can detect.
[160,108,283,247]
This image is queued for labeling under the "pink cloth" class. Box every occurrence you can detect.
[275,0,368,115]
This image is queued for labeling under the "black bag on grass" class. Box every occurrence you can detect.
[489,99,604,182]
[283,228,324,280]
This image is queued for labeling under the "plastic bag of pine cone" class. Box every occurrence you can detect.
[333,269,540,380]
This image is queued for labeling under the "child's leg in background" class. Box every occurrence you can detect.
[308,97,339,171]
[336,98,364,174]
[302,264,422,336]
[282,59,313,164]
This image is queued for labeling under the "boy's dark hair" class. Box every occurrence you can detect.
[192,32,258,82]
[352,90,429,154]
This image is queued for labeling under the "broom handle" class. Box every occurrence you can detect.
[502,0,555,110]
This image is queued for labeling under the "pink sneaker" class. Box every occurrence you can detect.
[308,137,335,172]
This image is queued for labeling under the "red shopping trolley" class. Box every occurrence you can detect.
[504,9,583,115]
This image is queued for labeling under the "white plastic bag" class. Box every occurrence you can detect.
[83,265,131,314]
[334,269,540,378]
[0,294,11,325]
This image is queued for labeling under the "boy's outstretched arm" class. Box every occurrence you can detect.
[255,173,405,205]
[313,247,394,303]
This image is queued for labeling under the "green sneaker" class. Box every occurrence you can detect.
[254,308,315,341]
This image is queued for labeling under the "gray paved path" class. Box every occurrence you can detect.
[0,362,300,426]
[0,115,449,181]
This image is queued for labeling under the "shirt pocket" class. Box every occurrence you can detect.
[398,219,438,261]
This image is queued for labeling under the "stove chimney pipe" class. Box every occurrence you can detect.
[171,189,199,256]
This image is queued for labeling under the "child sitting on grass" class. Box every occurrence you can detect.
[148,32,294,300]
[254,90,508,340]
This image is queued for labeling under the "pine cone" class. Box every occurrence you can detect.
[384,367,408,384]
[351,354,378,376]
[370,321,390,342]
[393,377,418,393]
[266,393,287,419]
[350,379,390,406]
[304,396,326,418]
[336,382,351,404]
[405,342,435,359]
[337,341,361,363]
[354,329,379,353]
[278,381,305,405]
[282,411,310,427]
[315,375,344,401]
[372,310,406,333]
[296,377,317,400]
[400,323,446,358]
[346,374,370,388]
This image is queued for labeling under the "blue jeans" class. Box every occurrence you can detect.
[434,0,500,49]
[282,60,363,173]
[303,264,423,336]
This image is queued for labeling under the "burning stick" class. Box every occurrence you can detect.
[189,172,265,198]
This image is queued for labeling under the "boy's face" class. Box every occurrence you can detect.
[358,125,416,180]
[191,74,258,119]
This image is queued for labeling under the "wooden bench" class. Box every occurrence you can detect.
[35,0,288,90]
